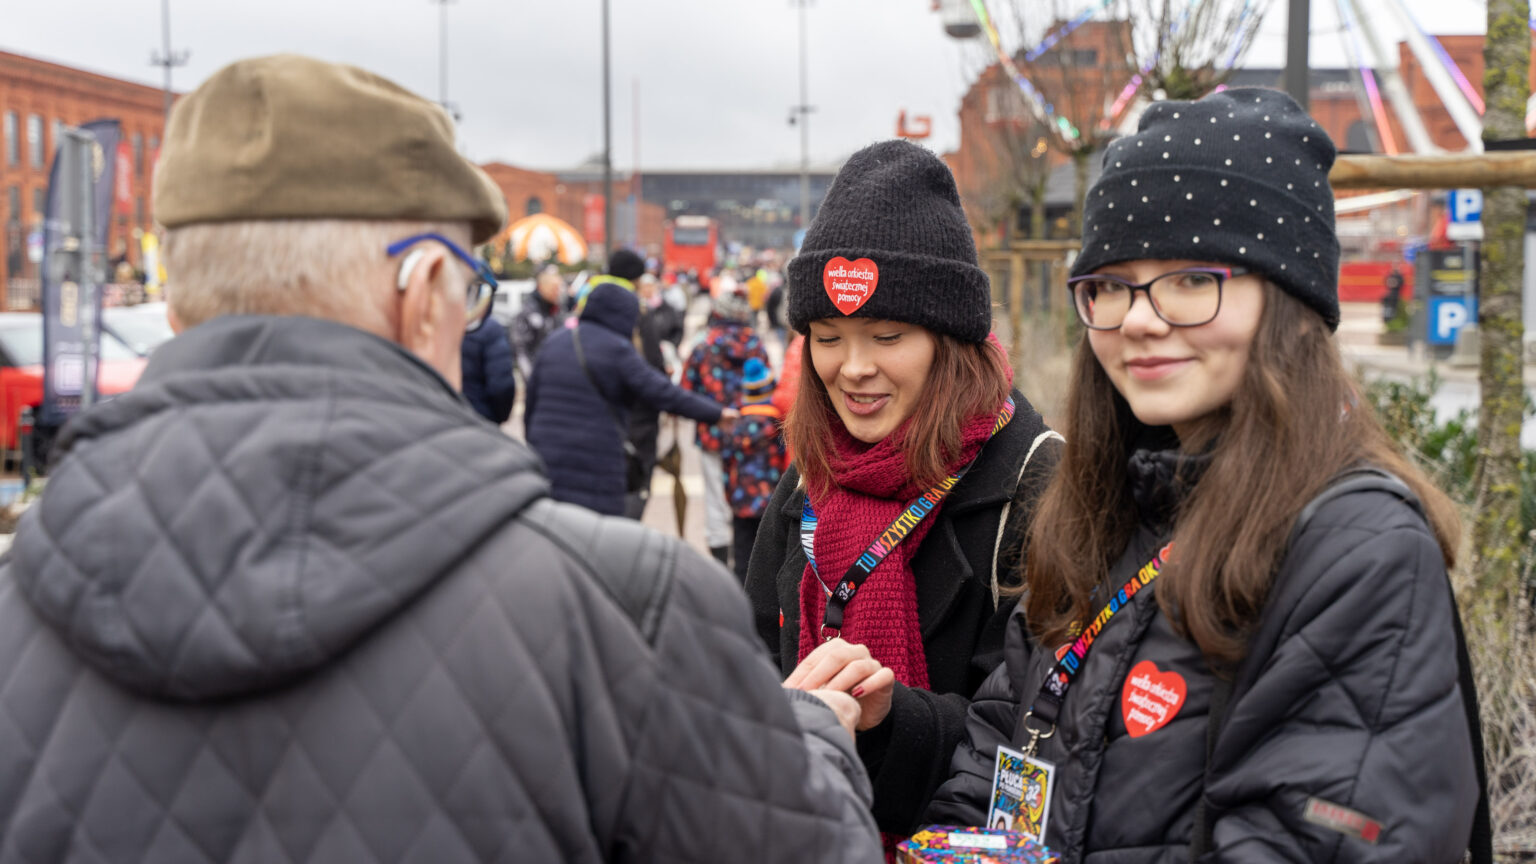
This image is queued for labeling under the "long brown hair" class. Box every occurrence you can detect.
[1023,284,1459,666]
[787,330,1011,499]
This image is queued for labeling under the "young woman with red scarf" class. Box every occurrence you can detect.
[744,140,1062,843]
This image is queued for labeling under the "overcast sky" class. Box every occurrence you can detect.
[5,0,1485,172]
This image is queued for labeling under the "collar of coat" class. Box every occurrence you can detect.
[780,390,1051,519]
[777,390,1054,640]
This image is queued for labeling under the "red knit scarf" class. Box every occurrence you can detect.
[796,405,1007,689]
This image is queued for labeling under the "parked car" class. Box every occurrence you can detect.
[102,302,175,357]
[491,279,530,330]
[0,313,147,452]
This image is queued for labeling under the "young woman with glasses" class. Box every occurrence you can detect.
[926,90,1480,863]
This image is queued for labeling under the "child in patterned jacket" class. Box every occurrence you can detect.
[723,358,790,583]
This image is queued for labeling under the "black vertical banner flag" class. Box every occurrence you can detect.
[40,119,119,427]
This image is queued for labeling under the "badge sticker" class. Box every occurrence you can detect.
[1120,660,1186,738]
[988,744,1055,844]
[822,256,879,315]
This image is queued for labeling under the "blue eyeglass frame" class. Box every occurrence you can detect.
[1066,266,1250,330]
[385,232,499,330]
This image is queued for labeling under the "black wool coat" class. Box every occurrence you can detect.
[745,391,1061,835]
[926,446,1479,864]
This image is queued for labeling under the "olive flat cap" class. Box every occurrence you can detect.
[154,54,507,243]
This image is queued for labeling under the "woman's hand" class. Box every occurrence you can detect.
[785,638,897,732]
[800,688,861,739]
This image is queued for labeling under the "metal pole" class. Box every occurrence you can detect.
[1284,0,1311,110]
[798,0,811,230]
[602,0,614,260]
[151,0,188,128]
[160,0,173,123]
[428,0,458,123]
[633,78,642,249]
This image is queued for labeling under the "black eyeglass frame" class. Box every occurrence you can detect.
[1066,266,1250,331]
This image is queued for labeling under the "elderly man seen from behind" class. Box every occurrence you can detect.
[0,54,880,864]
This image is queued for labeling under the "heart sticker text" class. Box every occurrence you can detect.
[822,257,880,316]
[1121,660,1186,738]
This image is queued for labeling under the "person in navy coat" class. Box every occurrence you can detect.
[526,281,734,516]
[459,315,516,424]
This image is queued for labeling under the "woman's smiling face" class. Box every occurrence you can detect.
[807,317,937,443]
[1084,259,1265,438]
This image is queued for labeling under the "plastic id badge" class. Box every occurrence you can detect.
[988,744,1055,843]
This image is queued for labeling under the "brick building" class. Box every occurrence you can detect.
[946,20,1137,244]
[479,160,669,259]
[949,31,1536,244]
[1,50,168,309]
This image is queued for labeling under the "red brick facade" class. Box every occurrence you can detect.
[1,50,168,307]
[949,32,1536,241]
[479,163,667,258]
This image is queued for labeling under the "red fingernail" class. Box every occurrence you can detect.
[851,686,865,699]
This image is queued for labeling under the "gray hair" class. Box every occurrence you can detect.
[162,219,467,333]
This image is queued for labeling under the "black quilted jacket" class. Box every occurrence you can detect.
[0,315,880,864]
[926,445,1478,863]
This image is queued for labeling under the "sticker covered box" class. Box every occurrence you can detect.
[897,826,1058,864]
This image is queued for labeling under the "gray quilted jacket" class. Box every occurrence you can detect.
[0,315,881,864]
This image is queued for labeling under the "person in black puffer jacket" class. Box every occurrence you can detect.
[459,313,515,423]
[926,89,1477,864]
[526,278,734,516]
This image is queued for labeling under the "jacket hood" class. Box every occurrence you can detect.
[580,280,640,336]
[11,315,549,702]
[703,318,761,362]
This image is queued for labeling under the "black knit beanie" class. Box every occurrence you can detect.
[1073,88,1341,329]
[788,139,991,343]
[607,248,646,282]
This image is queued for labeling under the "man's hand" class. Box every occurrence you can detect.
[804,688,861,740]
[718,407,740,431]
[786,638,896,732]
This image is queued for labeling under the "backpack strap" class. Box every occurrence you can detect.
[572,325,638,460]
[519,498,678,643]
[989,430,1064,606]
[1192,467,1491,864]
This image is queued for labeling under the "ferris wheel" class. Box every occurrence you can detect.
[929,0,1516,151]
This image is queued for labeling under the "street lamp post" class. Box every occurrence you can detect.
[602,0,614,260]
[429,0,461,122]
[150,0,189,128]
[789,0,814,232]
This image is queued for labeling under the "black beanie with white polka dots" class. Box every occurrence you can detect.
[1072,88,1341,330]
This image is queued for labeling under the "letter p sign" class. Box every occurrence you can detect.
[1428,296,1476,345]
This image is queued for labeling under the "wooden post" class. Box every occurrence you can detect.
[1009,250,1026,387]
[1330,152,1536,189]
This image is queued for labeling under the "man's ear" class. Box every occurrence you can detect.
[396,245,451,357]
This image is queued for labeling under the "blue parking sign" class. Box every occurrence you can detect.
[1427,296,1477,345]
[1448,189,1482,224]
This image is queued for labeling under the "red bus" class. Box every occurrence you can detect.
[664,215,718,283]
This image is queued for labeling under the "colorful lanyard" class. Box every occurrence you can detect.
[1016,540,1173,757]
[801,397,1015,641]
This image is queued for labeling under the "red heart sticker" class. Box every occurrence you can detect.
[1121,660,1186,738]
[822,257,879,316]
